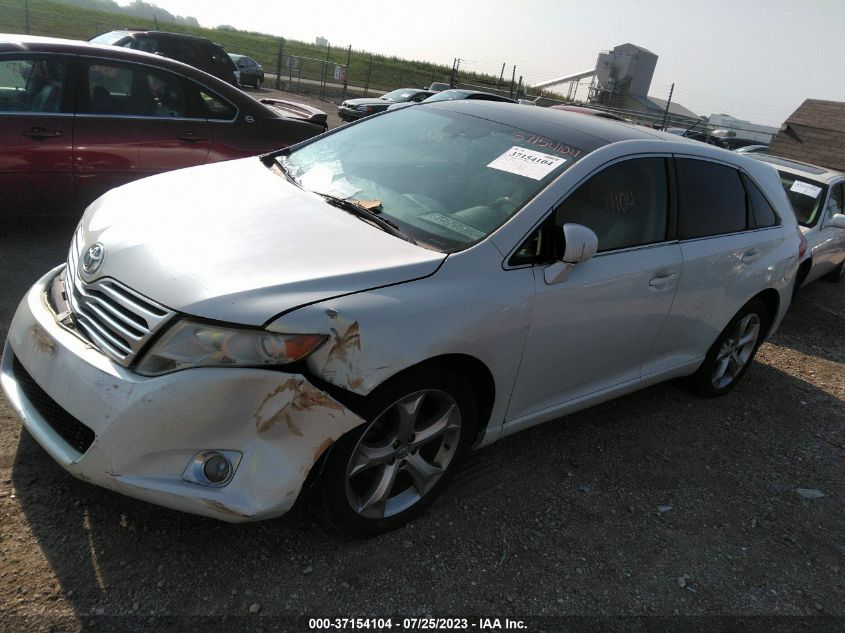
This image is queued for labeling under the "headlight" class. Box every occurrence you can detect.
[135,320,327,376]
[355,105,373,112]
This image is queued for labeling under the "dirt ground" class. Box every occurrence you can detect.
[0,95,843,632]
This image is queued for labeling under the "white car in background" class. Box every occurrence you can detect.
[751,154,845,286]
[2,102,803,535]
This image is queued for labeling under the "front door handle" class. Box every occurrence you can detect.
[23,127,63,139]
[648,273,678,290]
[177,131,209,142]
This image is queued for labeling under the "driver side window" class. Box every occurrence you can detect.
[554,157,669,252]
[825,182,844,219]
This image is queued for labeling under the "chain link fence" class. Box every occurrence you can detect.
[1,0,773,144]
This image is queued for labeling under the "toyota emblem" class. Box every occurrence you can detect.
[81,242,105,275]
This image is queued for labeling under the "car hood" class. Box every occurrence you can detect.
[78,158,446,325]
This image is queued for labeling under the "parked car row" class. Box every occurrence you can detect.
[341,87,516,121]
[338,88,434,121]
[0,34,327,216]
[7,93,839,536]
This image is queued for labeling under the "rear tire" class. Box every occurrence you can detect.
[688,299,768,398]
[313,370,476,536]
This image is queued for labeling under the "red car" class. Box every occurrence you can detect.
[0,34,328,217]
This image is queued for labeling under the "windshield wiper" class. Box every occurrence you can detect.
[317,193,417,245]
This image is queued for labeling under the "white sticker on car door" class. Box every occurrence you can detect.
[487,146,567,180]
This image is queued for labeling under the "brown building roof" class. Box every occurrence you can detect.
[768,99,845,172]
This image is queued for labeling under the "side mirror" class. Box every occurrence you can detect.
[829,213,845,230]
[544,223,598,285]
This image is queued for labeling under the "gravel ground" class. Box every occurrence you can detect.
[0,112,843,631]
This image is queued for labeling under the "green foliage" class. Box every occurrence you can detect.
[0,0,504,94]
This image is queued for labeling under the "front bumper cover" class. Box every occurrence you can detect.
[1,265,365,522]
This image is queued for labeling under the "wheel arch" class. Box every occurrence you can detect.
[749,287,780,337]
[793,257,812,292]
[300,352,496,493]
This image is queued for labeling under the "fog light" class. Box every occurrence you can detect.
[203,454,231,484]
[183,450,242,487]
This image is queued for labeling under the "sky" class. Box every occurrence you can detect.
[120,0,845,127]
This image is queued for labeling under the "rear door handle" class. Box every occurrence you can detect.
[23,127,63,139]
[648,273,678,290]
[741,249,762,264]
[177,131,209,141]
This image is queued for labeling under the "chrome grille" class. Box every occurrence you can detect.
[65,229,174,366]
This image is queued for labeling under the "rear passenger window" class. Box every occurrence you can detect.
[196,87,236,120]
[742,174,779,228]
[554,157,668,252]
[85,62,186,118]
[677,159,746,239]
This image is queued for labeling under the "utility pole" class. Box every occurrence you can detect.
[661,83,674,130]
[450,58,461,89]
[497,62,505,89]
[509,65,516,97]
[24,0,30,34]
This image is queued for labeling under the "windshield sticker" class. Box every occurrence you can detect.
[487,146,567,180]
[790,180,822,198]
[420,213,486,240]
[513,132,583,159]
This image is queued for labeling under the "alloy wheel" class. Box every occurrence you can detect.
[711,313,761,389]
[345,389,461,519]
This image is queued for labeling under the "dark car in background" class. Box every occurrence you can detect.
[387,88,518,112]
[90,29,239,86]
[422,89,517,104]
[229,53,264,89]
[0,34,327,216]
[338,88,433,121]
[550,104,626,121]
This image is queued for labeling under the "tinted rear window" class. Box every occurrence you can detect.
[677,159,747,239]
[742,174,779,229]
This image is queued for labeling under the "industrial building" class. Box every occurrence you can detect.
[533,43,698,123]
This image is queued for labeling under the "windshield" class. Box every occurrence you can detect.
[778,171,828,226]
[380,89,419,102]
[281,107,581,251]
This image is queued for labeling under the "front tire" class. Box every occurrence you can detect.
[689,299,768,397]
[313,370,476,535]
[255,76,262,89]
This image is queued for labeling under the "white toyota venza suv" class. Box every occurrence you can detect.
[2,102,804,534]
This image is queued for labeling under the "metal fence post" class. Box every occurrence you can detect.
[364,57,372,96]
[276,38,284,90]
[343,44,351,100]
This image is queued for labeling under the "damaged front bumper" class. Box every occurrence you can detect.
[0,265,365,522]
